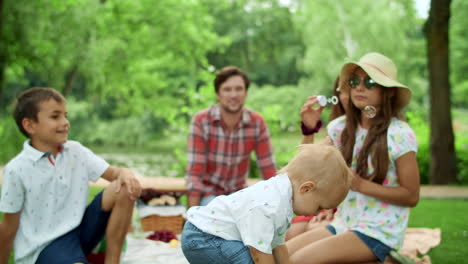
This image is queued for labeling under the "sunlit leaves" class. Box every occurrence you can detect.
[295,0,423,99]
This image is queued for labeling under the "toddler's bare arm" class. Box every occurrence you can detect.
[249,246,275,264]
[273,245,292,264]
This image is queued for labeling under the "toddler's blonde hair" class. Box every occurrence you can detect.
[278,144,350,191]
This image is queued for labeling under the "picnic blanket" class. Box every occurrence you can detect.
[393,228,441,264]
[122,234,188,264]
[122,228,440,264]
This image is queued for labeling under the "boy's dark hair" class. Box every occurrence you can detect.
[13,87,66,138]
[214,66,250,93]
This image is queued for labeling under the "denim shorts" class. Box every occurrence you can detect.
[325,225,391,263]
[181,221,254,264]
[36,191,111,264]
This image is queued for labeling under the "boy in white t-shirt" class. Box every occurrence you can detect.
[181,144,351,264]
[0,87,142,264]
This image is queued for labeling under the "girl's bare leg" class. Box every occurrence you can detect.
[286,222,308,241]
[287,228,377,264]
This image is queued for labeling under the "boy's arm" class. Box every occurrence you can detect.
[272,245,292,264]
[249,247,275,264]
[0,212,20,263]
[101,166,142,200]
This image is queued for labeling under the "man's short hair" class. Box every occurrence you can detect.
[214,66,250,93]
[13,87,65,138]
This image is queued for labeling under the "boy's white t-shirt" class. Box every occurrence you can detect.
[0,140,109,264]
[187,173,294,254]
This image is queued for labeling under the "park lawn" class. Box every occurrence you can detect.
[1,186,467,263]
[407,199,468,264]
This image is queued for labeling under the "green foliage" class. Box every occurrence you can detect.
[407,110,468,184]
[202,0,304,86]
[407,112,430,184]
[67,98,165,147]
[295,0,427,107]
[0,0,466,185]
[1,0,221,126]
[0,116,24,164]
[450,0,468,108]
[453,109,468,184]
[246,84,306,132]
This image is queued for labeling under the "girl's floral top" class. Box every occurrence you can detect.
[327,116,418,249]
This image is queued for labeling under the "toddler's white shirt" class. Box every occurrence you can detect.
[0,140,109,264]
[187,173,294,254]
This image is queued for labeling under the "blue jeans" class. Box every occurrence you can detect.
[181,221,254,264]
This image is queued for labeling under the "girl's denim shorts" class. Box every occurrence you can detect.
[326,225,392,263]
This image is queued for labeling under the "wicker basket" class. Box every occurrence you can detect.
[141,214,185,234]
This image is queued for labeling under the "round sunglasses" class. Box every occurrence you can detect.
[348,75,379,90]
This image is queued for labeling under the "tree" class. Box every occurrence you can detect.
[202,0,304,86]
[424,0,457,184]
[294,0,425,102]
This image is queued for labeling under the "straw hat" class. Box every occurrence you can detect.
[340,52,412,110]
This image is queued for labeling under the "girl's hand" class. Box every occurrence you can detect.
[318,136,334,146]
[300,96,325,129]
[349,170,363,192]
[311,209,334,223]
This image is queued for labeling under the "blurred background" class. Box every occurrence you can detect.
[0,0,466,185]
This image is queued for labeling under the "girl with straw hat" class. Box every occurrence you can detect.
[286,52,420,263]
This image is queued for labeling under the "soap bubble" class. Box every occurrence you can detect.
[317,95,339,107]
[364,105,377,118]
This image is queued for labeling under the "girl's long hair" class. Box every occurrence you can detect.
[340,86,401,184]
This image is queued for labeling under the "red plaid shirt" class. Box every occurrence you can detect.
[185,104,276,196]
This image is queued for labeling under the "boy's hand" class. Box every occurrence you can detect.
[114,167,142,200]
[102,166,142,200]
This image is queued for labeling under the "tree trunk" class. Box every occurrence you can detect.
[424,0,457,184]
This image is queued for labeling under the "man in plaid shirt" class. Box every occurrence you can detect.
[185,66,277,207]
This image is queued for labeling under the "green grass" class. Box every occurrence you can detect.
[1,187,467,263]
[407,199,468,263]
